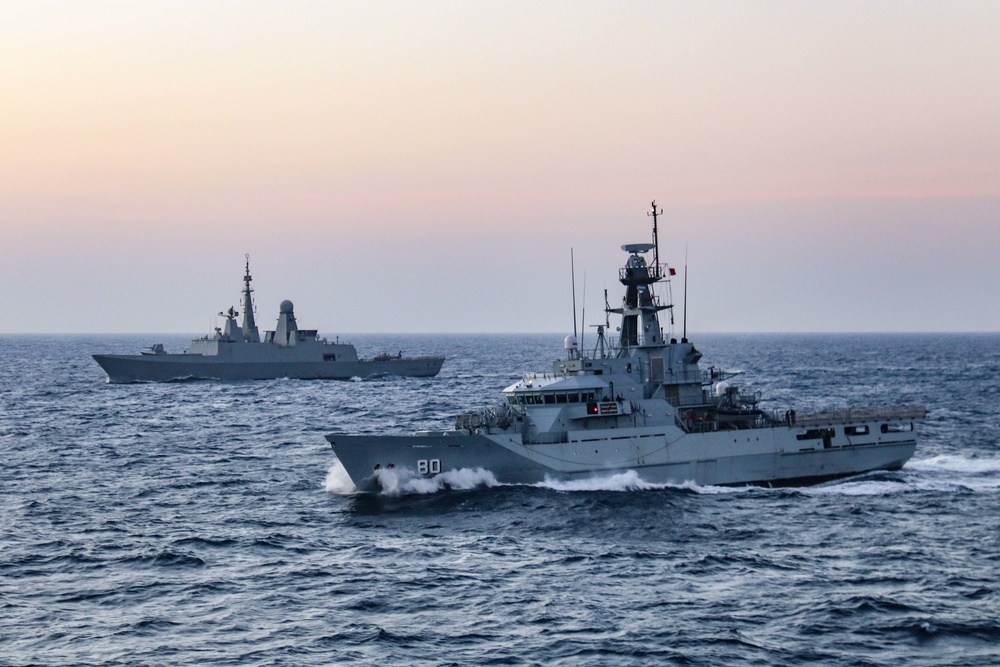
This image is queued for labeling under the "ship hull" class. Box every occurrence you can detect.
[326,424,917,493]
[93,354,444,383]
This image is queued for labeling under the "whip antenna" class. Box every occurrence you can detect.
[683,245,689,341]
[648,200,663,277]
[570,248,578,339]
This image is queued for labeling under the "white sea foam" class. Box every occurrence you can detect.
[323,460,358,494]
[806,477,1000,496]
[795,454,1000,496]
[907,454,1000,493]
[374,466,500,496]
[679,481,753,495]
[799,479,913,497]
[535,470,745,495]
[908,454,1000,475]
[536,470,660,492]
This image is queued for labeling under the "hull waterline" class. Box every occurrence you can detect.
[93,354,444,383]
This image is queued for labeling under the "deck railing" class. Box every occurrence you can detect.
[681,404,927,433]
[791,405,927,427]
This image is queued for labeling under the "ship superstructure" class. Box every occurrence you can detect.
[327,203,925,492]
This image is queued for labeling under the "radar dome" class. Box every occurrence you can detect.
[715,381,730,397]
[564,334,579,350]
[279,300,294,314]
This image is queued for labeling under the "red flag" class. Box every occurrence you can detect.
[669,267,676,276]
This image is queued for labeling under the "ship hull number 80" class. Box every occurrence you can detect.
[417,459,441,475]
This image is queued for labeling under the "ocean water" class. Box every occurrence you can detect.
[2,332,999,666]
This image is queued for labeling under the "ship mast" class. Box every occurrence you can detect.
[591,288,611,358]
[610,201,673,351]
[648,200,663,279]
[570,248,578,340]
[241,254,261,343]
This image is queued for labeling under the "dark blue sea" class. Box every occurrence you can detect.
[2,333,999,666]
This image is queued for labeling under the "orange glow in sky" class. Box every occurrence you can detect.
[2,1,999,333]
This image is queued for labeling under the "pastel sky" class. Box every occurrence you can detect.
[2,1,998,334]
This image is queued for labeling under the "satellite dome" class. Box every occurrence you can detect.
[564,334,579,350]
[280,300,294,313]
[715,381,730,397]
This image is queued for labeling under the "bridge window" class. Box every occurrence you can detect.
[508,391,597,406]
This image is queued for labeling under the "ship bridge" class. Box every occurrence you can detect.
[503,375,607,406]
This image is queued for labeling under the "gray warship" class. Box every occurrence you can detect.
[327,203,926,492]
[93,257,444,383]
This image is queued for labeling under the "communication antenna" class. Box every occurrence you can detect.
[648,200,663,278]
[570,248,578,339]
[683,245,689,342]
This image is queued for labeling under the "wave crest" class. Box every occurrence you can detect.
[535,470,740,494]
[374,466,500,496]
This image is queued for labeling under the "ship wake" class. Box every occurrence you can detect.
[787,454,1000,496]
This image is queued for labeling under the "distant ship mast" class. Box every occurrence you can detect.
[241,254,261,343]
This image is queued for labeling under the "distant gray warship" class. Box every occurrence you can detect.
[328,203,926,492]
[93,257,444,383]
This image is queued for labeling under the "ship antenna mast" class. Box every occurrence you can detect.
[648,200,663,279]
[591,288,611,358]
[570,248,578,339]
[241,253,260,343]
[604,288,611,330]
[683,247,689,342]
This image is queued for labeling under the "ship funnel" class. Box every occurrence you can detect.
[274,299,299,345]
